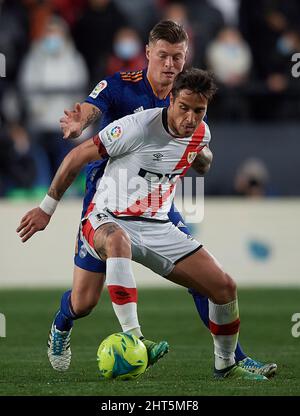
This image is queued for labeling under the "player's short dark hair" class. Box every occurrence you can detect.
[148,20,188,45]
[171,68,217,102]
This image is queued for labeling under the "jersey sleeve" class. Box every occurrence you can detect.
[84,73,120,113]
[96,113,144,158]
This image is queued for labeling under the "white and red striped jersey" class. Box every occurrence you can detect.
[92,107,211,221]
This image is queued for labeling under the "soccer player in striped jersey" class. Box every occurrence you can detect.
[19,68,269,380]
[18,21,276,377]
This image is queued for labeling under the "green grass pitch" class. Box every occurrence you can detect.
[0,288,299,396]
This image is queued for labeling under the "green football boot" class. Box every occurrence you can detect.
[214,364,268,380]
[141,338,169,366]
[237,357,277,378]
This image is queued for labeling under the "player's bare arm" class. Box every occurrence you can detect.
[192,146,213,175]
[17,138,101,242]
[48,138,100,200]
[60,102,101,139]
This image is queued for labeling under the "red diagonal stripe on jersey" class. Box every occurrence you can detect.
[114,186,157,217]
[174,122,206,176]
[107,285,137,305]
[150,183,176,217]
[209,318,240,335]
[113,182,175,217]
[114,122,206,218]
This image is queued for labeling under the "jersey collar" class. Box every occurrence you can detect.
[162,107,169,134]
[162,107,180,137]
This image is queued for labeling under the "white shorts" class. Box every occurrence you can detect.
[80,208,202,276]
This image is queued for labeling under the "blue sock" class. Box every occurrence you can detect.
[54,290,76,331]
[234,342,247,362]
[188,288,247,362]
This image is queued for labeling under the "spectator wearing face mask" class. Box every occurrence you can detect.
[105,27,147,76]
[205,26,252,119]
[265,29,300,93]
[19,15,89,184]
[206,26,252,87]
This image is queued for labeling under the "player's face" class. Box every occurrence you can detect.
[146,40,187,87]
[168,89,208,137]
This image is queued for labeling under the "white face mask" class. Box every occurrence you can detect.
[42,34,64,54]
[277,36,294,56]
[114,39,141,60]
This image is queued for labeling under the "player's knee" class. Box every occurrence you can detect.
[105,229,131,258]
[225,274,236,297]
[215,273,237,303]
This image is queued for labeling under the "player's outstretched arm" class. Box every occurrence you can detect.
[192,146,213,176]
[16,138,101,242]
[60,102,101,139]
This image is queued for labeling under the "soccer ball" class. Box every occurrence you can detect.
[97,332,148,380]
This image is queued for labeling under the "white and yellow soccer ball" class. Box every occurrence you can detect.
[97,332,148,380]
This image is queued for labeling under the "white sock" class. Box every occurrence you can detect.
[106,257,142,337]
[208,299,240,370]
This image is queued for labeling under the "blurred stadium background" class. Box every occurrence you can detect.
[1,0,299,287]
[1,0,300,396]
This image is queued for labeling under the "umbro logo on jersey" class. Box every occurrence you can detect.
[134,106,144,113]
[153,153,164,161]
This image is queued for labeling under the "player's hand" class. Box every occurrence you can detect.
[16,207,51,242]
[60,102,83,139]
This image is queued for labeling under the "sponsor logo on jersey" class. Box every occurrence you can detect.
[89,80,107,99]
[153,152,164,161]
[134,106,144,113]
[110,125,123,140]
[187,151,197,164]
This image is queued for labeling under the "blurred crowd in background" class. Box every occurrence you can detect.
[0,0,299,199]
